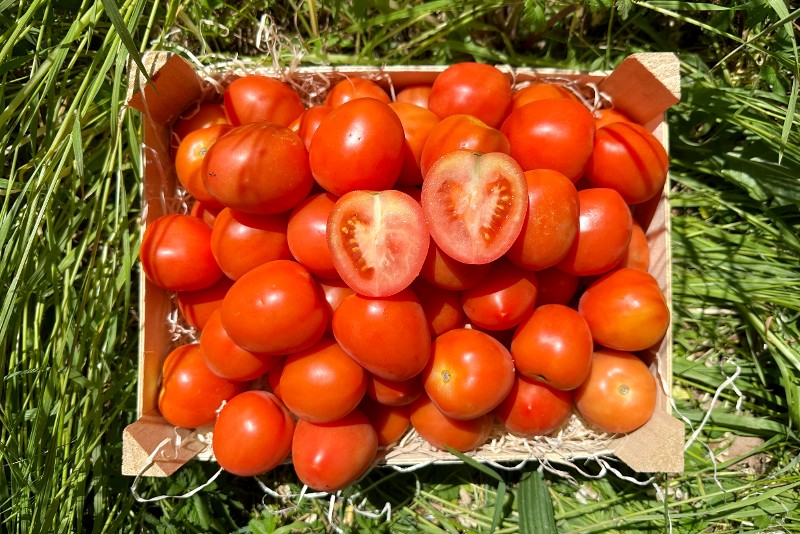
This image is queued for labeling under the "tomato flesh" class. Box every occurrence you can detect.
[421,150,527,265]
[327,190,429,297]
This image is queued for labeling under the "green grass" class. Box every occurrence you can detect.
[2,0,800,532]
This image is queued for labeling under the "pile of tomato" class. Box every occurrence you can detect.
[140,62,671,492]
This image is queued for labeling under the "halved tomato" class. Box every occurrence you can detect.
[421,150,527,265]
[327,190,429,297]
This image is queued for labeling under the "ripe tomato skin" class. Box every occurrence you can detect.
[511,304,593,390]
[210,208,292,280]
[190,200,220,227]
[412,279,466,336]
[578,268,670,352]
[461,261,539,331]
[212,391,294,477]
[594,108,634,129]
[279,338,368,423]
[365,373,423,406]
[333,289,431,381]
[494,376,573,437]
[221,260,327,355]
[533,267,579,306]
[223,75,304,127]
[585,122,669,205]
[419,240,492,290]
[157,344,246,429]
[266,359,284,399]
[409,394,493,452]
[290,105,334,150]
[140,214,223,292]
[428,62,512,129]
[555,188,633,276]
[172,102,229,142]
[422,150,527,265]
[619,222,650,272]
[176,276,234,330]
[309,98,405,196]
[291,410,379,492]
[511,83,577,110]
[506,169,580,271]
[200,310,278,381]
[175,124,232,211]
[419,115,510,177]
[501,99,595,182]
[422,328,515,420]
[327,190,429,297]
[396,85,432,108]
[574,349,657,434]
[359,397,411,446]
[203,122,313,215]
[287,192,339,278]
[325,77,391,107]
[388,102,440,186]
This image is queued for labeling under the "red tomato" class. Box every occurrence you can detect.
[210,208,292,280]
[578,268,670,352]
[200,310,278,381]
[327,190,429,297]
[318,277,356,336]
[221,260,327,355]
[422,328,515,419]
[212,391,294,476]
[266,360,284,399]
[574,349,657,434]
[585,122,669,205]
[511,304,593,390]
[333,289,431,381]
[223,75,304,126]
[157,344,245,428]
[309,98,405,196]
[174,124,232,210]
[412,279,466,336]
[506,169,580,271]
[287,192,339,278]
[419,114,510,177]
[176,276,234,330]
[324,77,391,107]
[419,240,492,290]
[202,122,313,215]
[388,102,440,186]
[172,102,229,142]
[461,261,539,331]
[359,397,410,446]
[619,221,650,272]
[190,200,220,227]
[511,83,577,110]
[494,376,573,437]
[140,214,223,292]
[291,410,378,492]
[280,338,367,423]
[396,85,432,108]
[534,268,579,306]
[428,63,512,129]
[409,395,493,452]
[501,99,595,182]
[594,108,634,129]
[365,373,423,407]
[290,105,333,150]
[421,150,527,265]
[555,188,633,276]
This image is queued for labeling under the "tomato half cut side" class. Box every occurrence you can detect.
[327,190,429,297]
[421,150,527,265]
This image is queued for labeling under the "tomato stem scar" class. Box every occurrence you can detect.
[441,369,451,383]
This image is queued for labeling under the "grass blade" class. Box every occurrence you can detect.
[519,467,557,534]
